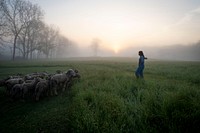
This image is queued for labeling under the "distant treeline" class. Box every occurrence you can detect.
[156,43,200,61]
[0,0,76,60]
[120,41,200,61]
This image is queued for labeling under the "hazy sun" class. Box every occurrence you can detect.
[113,45,120,54]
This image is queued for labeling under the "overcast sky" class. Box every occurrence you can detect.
[30,0,200,54]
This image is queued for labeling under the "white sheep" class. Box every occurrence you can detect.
[5,78,24,95]
[10,83,24,100]
[50,69,77,95]
[21,78,40,100]
[34,77,51,101]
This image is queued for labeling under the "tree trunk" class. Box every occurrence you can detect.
[12,35,17,60]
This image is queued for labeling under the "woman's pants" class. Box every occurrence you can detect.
[135,66,144,78]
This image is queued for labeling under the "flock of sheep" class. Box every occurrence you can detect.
[0,69,80,101]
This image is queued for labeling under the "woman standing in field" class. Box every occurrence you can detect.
[135,51,147,78]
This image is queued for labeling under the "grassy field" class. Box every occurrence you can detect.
[0,57,200,133]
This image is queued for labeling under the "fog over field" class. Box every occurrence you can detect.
[1,41,200,61]
[74,42,200,61]
[0,1,200,132]
[0,0,200,61]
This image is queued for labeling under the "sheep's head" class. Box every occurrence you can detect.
[66,69,80,79]
[74,69,80,78]
[66,69,76,78]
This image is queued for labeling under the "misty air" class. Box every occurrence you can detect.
[0,0,200,132]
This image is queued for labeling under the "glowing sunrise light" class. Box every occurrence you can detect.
[31,0,200,55]
[113,45,120,54]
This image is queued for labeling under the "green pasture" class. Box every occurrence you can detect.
[0,57,200,133]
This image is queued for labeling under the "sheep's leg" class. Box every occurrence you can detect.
[23,88,28,99]
[30,88,35,100]
[10,87,16,99]
[46,87,50,97]
[14,88,20,99]
[6,88,10,96]
[34,87,38,100]
[50,87,54,96]
[36,88,43,101]
[53,87,58,96]
[6,85,12,96]
[63,80,71,91]
[13,87,21,99]
[10,87,14,98]
[46,88,49,97]
[51,81,58,95]
[66,80,72,91]
[35,87,39,101]
[57,83,61,92]
[62,82,67,92]
[20,88,23,99]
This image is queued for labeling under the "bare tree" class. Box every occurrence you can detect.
[55,35,69,58]
[0,0,9,46]
[17,2,44,59]
[0,0,37,60]
[28,20,45,59]
[37,24,59,59]
[1,0,75,60]
[91,38,101,57]
[55,35,79,58]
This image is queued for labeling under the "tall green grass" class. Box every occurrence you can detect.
[0,58,199,133]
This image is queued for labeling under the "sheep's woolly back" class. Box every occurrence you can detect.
[5,78,24,85]
[51,73,69,83]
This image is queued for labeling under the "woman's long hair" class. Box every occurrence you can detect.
[139,51,147,59]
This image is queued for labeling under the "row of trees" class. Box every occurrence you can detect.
[0,0,74,60]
